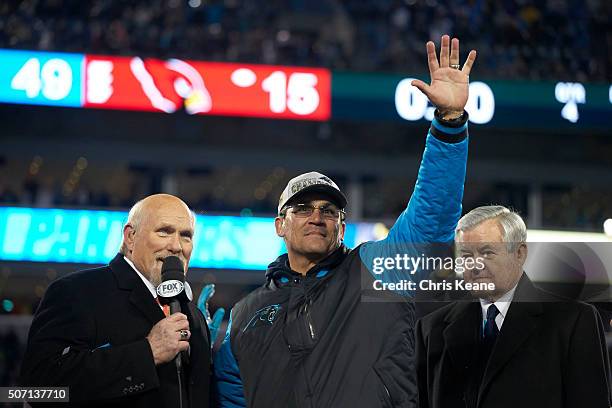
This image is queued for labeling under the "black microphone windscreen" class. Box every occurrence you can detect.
[161,256,185,282]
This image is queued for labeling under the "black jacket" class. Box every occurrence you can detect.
[416,274,611,408]
[228,245,416,408]
[20,254,212,408]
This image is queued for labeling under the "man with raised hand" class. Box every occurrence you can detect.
[214,35,477,408]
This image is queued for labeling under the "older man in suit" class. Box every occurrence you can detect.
[20,194,212,408]
[416,205,611,408]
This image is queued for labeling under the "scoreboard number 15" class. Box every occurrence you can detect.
[262,71,320,115]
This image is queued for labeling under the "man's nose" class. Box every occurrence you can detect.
[471,264,485,275]
[308,208,325,223]
[167,233,182,253]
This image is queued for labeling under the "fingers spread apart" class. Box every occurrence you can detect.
[426,35,477,75]
[462,49,477,75]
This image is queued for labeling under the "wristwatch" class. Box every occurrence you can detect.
[435,109,468,126]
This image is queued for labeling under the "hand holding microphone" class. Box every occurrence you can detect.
[147,313,190,365]
[146,256,193,366]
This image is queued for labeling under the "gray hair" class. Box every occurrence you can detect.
[119,198,146,255]
[456,205,527,252]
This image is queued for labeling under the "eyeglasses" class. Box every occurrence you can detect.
[282,203,345,221]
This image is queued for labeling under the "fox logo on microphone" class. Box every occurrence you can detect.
[157,280,185,298]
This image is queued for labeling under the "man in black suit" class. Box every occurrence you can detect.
[20,194,211,408]
[416,205,611,408]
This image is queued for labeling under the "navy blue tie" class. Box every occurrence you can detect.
[482,304,500,364]
[471,304,501,408]
[484,304,500,341]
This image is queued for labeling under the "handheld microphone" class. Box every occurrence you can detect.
[157,256,193,315]
[156,256,193,408]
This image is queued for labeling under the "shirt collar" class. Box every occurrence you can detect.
[123,256,157,299]
[479,281,518,321]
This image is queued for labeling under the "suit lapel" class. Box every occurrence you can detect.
[443,301,482,375]
[110,254,165,325]
[478,275,543,406]
[182,303,210,383]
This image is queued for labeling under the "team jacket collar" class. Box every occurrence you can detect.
[265,244,349,283]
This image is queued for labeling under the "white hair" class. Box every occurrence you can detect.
[119,198,146,255]
[456,205,527,252]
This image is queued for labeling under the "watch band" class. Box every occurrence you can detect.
[434,109,468,127]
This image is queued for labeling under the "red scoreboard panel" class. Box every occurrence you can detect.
[82,55,331,121]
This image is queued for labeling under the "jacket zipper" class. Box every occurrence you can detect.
[297,277,316,341]
[382,382,391,403]
[375,368,392,405]
[304,300,316,340]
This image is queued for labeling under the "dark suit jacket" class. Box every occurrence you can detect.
[416,274,611,408]
[20,254,211,408]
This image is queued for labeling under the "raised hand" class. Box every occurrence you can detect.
[411,35,477,117]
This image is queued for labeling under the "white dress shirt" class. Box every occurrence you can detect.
[479,282,518,331]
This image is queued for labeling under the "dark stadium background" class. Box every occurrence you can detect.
[0,0,611,394]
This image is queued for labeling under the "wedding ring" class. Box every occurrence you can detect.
[450,64,461,70]
[179,329,189,340]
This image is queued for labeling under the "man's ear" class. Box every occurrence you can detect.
[275,217,285,237]
[516,242,528,266]
[123,224,136,253]
[339,221,346,242]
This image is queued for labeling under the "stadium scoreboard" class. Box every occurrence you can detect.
[0,49,610,130]
[0,49,331,120]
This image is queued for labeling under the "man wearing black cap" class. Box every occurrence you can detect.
[214,35,477,408]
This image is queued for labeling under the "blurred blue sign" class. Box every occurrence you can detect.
[0,49,83,107]
[0,207,380,270]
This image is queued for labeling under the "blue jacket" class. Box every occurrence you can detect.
[214,115,469,408]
